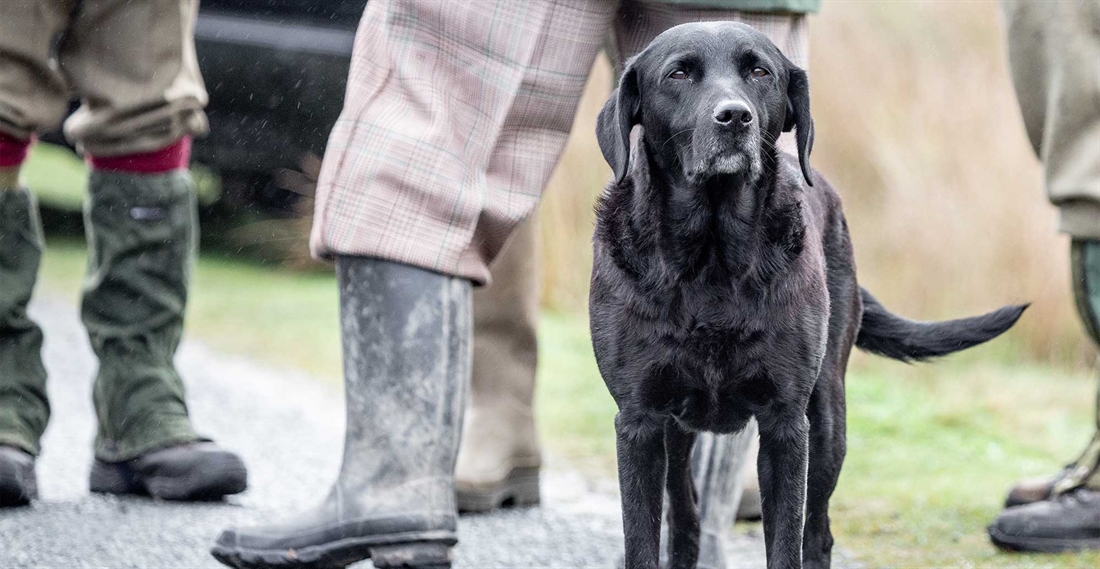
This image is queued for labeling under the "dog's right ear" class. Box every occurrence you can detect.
[596,63,640,184]
[782,64,814,187]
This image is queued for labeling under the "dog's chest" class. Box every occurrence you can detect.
[646,281,775,360]
[625,287,784,430]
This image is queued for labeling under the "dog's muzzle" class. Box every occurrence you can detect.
[683,99,763,183]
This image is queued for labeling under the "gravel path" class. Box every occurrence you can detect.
[0,296,858,569]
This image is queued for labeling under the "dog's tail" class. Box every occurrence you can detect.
[855,288,1027,363]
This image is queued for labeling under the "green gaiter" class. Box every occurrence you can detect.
[83,171,200,462]
[0,188,49,455]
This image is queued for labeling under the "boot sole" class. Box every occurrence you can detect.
[90,453,248,501]
[989,526,1100,553]
[456,466,540,513]
[211,531,456,569]
[0,457,36,507]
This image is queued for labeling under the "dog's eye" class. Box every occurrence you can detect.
[750,67,770,78]
[668,70,689,81]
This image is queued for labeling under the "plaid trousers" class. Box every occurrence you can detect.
[311,0,809,284]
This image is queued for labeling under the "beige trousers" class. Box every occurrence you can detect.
[0,0,208,156]
[461,216,544,485]
[1002,0,1100,239]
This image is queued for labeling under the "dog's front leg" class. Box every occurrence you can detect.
[664,419,699,569]
[757,410,810,569]
[616,411,667,569]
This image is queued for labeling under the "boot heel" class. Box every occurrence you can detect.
[88,460,136,494]
[508,467,541,507]
[369,541,452,568]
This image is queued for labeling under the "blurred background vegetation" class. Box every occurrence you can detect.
[25,1,1099,567]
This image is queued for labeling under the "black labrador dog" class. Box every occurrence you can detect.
[589,22,1025,569]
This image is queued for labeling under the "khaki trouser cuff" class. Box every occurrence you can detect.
[0,0,208,157]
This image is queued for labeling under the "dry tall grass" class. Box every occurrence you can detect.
[537,0,1090,367]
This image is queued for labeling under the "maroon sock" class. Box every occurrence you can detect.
[0,132,33,168]
[88,137,192,174]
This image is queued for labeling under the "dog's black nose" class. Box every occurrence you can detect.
[713,101,753,128]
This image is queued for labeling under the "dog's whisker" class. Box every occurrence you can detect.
[660,128,697,150]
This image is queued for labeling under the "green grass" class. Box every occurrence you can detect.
[35,241,1100,568]
[834,359,1100,568]
[529,310,1100,567]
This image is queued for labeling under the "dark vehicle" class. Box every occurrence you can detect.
[194,0,367,211]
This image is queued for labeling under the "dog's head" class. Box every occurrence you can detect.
[597,22,813,187]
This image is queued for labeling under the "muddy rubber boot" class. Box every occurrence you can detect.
[0,188,48,508]
[456,218,542,512]
[80,171,246,500]
[212,257,471,569]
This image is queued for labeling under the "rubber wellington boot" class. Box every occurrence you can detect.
[456,218,542,512]
[80,170,246,500]
[212,257,471,569]
[657,423,757,569]
[0,188,48,507]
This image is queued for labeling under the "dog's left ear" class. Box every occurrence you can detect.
[596,62,641,184]
[782,65,815,187]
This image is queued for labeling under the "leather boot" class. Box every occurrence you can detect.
[1003,240,1100,509]
[89,440,247,500]
[989,240,1100,551]
[989,487,1100,552]
[456,217,541,512]
[0,445,36,507]
[1005,464,1077,508]
[212,257,471,569]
